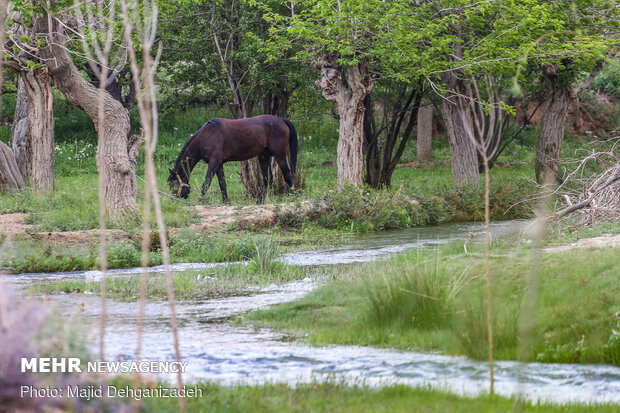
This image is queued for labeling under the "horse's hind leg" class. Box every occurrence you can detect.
[257,152,271,204]
[216,166,229,203]
[274,155,294,193]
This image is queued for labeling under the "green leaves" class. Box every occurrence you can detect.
[26,60,44,70]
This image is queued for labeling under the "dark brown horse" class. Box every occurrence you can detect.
[167,115,298,203]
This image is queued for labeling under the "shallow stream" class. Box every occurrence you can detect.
[10,220,620,404]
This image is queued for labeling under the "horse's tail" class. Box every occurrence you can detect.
[284,118,298,187]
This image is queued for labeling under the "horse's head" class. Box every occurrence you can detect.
[168,168,191,199]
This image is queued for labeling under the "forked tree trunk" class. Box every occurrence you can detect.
[236,105,264,199]
[210,7,263,199]
[21,69,54,193]
[10,76,31,180]
[0,141,24,191]
[266,91,293,194]
[316,60,374,188]
[36,15,139,219]
[441,97,480,184]
[417,105,433,160]
[364,86,421,188]
[270,156,286,194]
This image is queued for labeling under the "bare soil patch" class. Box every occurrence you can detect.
[1,201,328,244]
[31,230,137,246]
[0,214,136,245]
[544,233,620,253]
[191,201,328,231]
[0,213,33,235]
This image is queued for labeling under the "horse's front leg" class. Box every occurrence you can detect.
[201,163,217,200]
[216,166,229,204]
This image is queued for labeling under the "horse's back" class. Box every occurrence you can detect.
[219,115,289,143]
[193,115,291,162]
[216,115,285,128]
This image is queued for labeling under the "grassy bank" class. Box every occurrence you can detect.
[248,243,620,365]
[136,382,618,412]
[26,235,310,300]
[0,228,346,274]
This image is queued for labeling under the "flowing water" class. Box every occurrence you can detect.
[9,220,620,404]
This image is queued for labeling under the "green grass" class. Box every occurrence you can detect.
[136,381,619,413]
[546,221,620,244]
[248,243,620,365]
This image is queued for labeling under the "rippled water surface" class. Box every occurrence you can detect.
[10,220,620,404]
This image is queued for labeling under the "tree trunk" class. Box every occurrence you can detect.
[535,67,573,184]
[240,157,263,199]
[535,85,571,184]
[441,97,480,184]
[417,105,433,160]
[316,60,374,188]
[10,76,31,180]
[440,70,480,185]
[364,84,422,188]
[265,90,293,194]
[36,16,139,219]
[337,99,366,187]
[21,69,54,193]
[364,94,381,187]
[235,105,264,199]
[0,141,24,191]
[535,62,603,184]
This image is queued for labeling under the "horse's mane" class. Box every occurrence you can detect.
[172,120,216,171]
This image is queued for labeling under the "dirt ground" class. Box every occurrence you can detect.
[544,233,620,252]
[0,213,137,245]
[191,201,327,231]
[0,213,32,235]
[0,202,328,244]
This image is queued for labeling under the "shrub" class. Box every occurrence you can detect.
[363,256,464,331]
[247,237,282,275]
[452,296,519,361]
[319,186,416,232]
[106,241,142,269]
[169,232,258,263]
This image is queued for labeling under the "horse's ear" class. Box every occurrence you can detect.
[168,168,174,174]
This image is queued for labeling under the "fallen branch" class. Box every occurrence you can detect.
[552,171,620,219]
[551,137,620,226]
